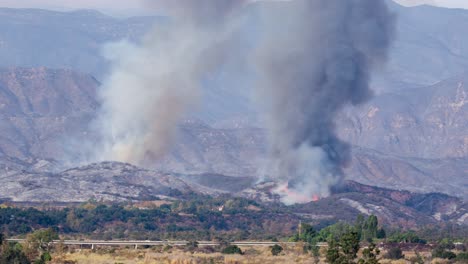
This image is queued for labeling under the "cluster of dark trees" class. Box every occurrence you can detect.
[0,198,292,241]
[291,215,385,245]
[0,199,466,255]
[289,215,384,264]
[0,228,56,264]
[290,215,467,264]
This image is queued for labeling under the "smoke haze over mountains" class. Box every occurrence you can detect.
[85,0,396,204]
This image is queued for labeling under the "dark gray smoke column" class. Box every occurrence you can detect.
[255,0,395,204]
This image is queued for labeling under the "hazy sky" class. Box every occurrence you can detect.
[1,0,468,14]
[394,0,468,8]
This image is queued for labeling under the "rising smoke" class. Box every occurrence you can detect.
[93,0,246,165]
[254,0,395,204]
[91,0,394,205]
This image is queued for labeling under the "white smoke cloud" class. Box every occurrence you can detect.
[91,0,246,166]
[78,0,394,206]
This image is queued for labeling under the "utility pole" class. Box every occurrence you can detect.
[298,220,302,237]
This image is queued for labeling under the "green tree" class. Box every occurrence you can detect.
[361,215,378,242]
[431,246,456,260]
[456,252,468,262]
[23,228,58,262]
[376,228,386,239]
[222,245,243,255]
[384,247,404,260]
[358,243,380,264]
[340,231,360,262]
[0,242,30,264]
[354,215,365,240]
[326,237,341,264]
[326,231,361,264]
[271,244,283,256]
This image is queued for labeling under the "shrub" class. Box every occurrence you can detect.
[41,252,52,261]
[0,244,29,264]
[222,245,243,255]
[432,246,456,260]
[271,244,283,256]
[384,247,404,260]
[456,252,468,261]
[408,251,424,264]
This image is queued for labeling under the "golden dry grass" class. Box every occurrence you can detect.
[56,245,324,264]
[56,246,437,264]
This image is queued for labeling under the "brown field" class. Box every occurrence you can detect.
[48,245,451,264]
[52,245,320,264]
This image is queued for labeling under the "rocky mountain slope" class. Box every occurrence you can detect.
[0,67,98,161]
[0,162,192,203]
[0,67,465,200]
[1,161,465,228]
[0,8,156,78]
[378,1,468,89]
[2,4,468,125]
[292,180,468,227]
[339,75,468,159]
[0,3,466,227]
[346,147,468,198]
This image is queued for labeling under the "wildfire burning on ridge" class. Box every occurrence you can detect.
[274,182,320,204]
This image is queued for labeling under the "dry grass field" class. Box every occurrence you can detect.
[47,245,455,264]
[51,245,321,264]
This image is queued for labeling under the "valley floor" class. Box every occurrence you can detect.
[51,247,443,264]
[55,246,320,264]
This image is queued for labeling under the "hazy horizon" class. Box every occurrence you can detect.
[1,0,468,16]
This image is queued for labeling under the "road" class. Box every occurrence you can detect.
[6,239,327,249]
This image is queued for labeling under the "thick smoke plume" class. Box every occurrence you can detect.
[255,0,394,204]
[94,0,245,165]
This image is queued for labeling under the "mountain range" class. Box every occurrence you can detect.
[0,3,466,227]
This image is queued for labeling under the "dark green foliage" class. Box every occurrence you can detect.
[354,215,381,242]
[456,252,468,261]
[0,197,275,241]
[34,252,52,264]
[290,222,321,254]
[362,215,378,242]
[222,245,242,255]
[432,246,456,259]
[376,228,386,239]
[270,244,283,256]
[340,231,360,261]
[0,199,466,243]
[358,243,380,264]
[438,238,455,250]
[326,238,341,264]
[0,243,30,264]
[326,230,360,264]
[387,231,426,244]
[318,221,354,242]
[384,247,404,260]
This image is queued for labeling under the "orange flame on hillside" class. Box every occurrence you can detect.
[274,182,320,204]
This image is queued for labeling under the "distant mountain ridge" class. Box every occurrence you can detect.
[0,67,466,200]
[0,160,465,227]
[339,74,468,159]
[0,8,157,79]
[0,2,467,218]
